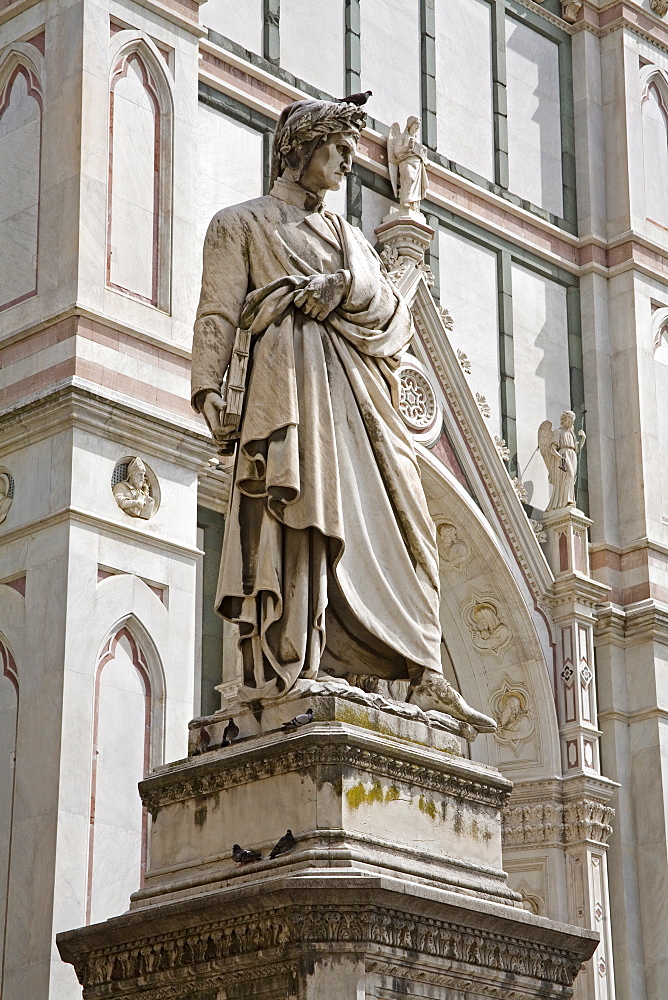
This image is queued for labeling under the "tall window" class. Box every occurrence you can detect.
[107,43,172,308]
[87,627,153,924]
[0,60,42,310]
[642,80,668,231]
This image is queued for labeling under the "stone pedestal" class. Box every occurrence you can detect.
[58,698,597,998]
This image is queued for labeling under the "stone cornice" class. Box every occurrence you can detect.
[574,1,668,57]
[550,573,611,610]
[0,381,210,471]
[140,725,512,816]
[57,883,597,995]
[595,600,668,643]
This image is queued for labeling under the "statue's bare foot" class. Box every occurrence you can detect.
[408,672,497,733]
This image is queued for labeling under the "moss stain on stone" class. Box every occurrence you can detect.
[346,779,390,809]
[418,795,437,820]
[385,784,400,803]
[194,803,207,827]
[453,807,464,835]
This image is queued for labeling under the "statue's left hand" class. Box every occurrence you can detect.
[293,272,347,321]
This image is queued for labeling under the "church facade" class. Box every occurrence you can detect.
[0,1,667,998]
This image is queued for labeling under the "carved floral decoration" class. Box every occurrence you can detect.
[398,365,438,434]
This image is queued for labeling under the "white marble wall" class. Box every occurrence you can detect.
[360,0,420,127]
[439,228,501,437]
[435,0,494,180]
[654,333,668,523]
[109,58,157,302]
[505,16,563,216]
[511,263,570,511]
[196,102,264,259]
[361,186,394,244]
[281,0,345,97]
[200,0,263,53]
[0,69,40,309]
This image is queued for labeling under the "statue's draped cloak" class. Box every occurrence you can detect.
[193,181,442,699]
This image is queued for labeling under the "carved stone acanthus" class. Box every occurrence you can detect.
[112,457,156,520]
[511,477,528,504]
[456,349,471,374]
[398,366,438,432]
[530,518,547,544]
[562,0,582,21]
[139,740,509,816]
[563,800,615,845]
[503,799,614,847]
[490,679,535,756]
[0,468,15,525]
[65,903,583,993]
[439,305,454,330]
[460,591,512,656]
[475,392,491,418]
[379,247,434,286]
[650,0,668,14]
[494,436,510,462]
[436,521,471,572]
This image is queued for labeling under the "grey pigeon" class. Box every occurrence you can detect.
[192,727,211,755]
[338,90,372,106]
[281,707,314,730]
[232,843,262,864]
[221,718,239,746]
[270,829,296,859]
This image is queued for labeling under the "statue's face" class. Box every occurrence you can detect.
[408,118,420,135]
[128,470,144,488]
[300,132,356,194]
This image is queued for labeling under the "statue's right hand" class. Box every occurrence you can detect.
[200,391,226,443]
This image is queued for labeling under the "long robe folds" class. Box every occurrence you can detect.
[193,179,442,700]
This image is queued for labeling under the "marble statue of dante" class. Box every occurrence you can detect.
[387,116,428,213]
[538,411,586,511]
[192,98,494,732]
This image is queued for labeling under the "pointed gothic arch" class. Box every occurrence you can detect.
[106,32,173,309]
[0,634,18,985]
[0,43,44,311]
[640,69,668,229]
[86,617,165,924]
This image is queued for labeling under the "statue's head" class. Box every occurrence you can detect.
[270,99,366,191]
[406,115,421,135]
[127,456,147,488]
[560,410,575,428]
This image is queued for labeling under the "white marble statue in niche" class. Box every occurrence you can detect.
[538,410,586,511]
[191,98,495,733]
[112,457,155,520]
[387,116,428,214]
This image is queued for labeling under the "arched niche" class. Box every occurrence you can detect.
[0,635,18,983]
[107,33,173,309]
[417,448,561,780]
[0,44,44,311]
[640,69,668,230]
[86,619,164,925]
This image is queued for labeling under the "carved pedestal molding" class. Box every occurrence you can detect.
[503,775,616,1000]
[57,713,598,999]
[374,213,435,285]
[538,506,616,999]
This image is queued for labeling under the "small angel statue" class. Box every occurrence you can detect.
[387,116,428,213]
[538,411,586,511]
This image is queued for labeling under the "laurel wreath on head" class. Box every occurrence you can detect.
[277,102,366,160]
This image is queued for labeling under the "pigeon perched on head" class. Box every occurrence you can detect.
[338,89,372,107]
[192,727,211,755]
[232,843,262,864]
[269,829,296,859]
[221,718,239,747]
[281,707,314,730]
